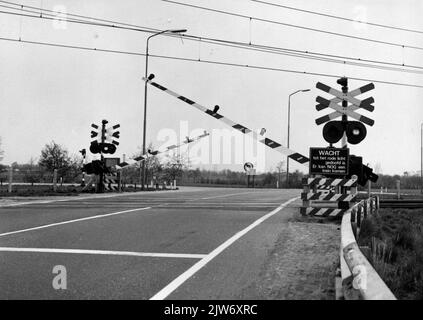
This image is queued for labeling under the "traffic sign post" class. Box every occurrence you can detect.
[309,147,349,176]
[244,162,256,188]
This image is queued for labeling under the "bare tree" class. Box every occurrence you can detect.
[275,160,285,188]
[163,151,190,183]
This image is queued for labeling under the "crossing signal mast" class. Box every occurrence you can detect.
[83,120,121,192]
[314,77,378,186]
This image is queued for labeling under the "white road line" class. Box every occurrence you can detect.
[199,191,268,200]
[0,247,206,259]
[0,190,185,208]
[149,197,299,300]
[0,206,152,238]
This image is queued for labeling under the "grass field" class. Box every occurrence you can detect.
[358,208,423,300]
[0,184,82,197]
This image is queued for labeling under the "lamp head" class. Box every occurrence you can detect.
[170,29,187,33]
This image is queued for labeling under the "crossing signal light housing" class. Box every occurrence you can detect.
[90,141,101,154]
[101,143,116,155]
[82,160,110,175]
[336,77,348,87]
[323,121,344,144]
[89,141,117,155]
[323,121,368,145]
[346,121,367,145]
[363,165,379,184]
[347,155,378,186]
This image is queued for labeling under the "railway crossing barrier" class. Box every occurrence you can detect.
[300,176,358,218]
[337,196,396,300]
[103,172,120,192]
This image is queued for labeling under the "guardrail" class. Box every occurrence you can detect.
[339,196,396,300]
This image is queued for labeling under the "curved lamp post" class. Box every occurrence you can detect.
[286,89,310,188]
[141,29,187,190]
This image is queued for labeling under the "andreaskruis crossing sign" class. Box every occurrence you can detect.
[315,81,375,127]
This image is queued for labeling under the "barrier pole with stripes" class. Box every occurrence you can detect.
[144,75,309,166]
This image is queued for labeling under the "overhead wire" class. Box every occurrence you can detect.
[1,35,423,89]
[1,0,423,74]
[251,0,423,35]
[161,0,423,51]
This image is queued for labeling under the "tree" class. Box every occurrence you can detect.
[23,157,40,184]
[38,141,72,177]
[275,160,285,188]
[163,151,189,183]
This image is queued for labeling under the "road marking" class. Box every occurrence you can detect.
[0,206,152,238]
[0,247,206,259]
[0,191,180,207]
[0,189,272,208]
[199,191,269,200]
[149,197,299,300]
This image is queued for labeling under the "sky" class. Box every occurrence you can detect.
[0,0,422,175]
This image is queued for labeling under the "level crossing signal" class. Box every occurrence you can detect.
[89,121,120,155]
[316,77,375,145]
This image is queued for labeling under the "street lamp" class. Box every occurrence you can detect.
[286,88,310,188]
[141,28,187,190]
[421,123,422,194]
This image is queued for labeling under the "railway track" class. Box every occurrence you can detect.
[379,199,423,209]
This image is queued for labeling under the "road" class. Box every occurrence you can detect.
[0,187,338,300]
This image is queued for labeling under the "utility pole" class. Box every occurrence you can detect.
[79,149,86,187]
[339,77,349,150]
[421,123,422,194]
[99,119,108,193]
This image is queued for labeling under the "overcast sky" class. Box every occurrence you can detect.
[0,0,422,175]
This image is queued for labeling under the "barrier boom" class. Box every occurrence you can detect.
[144,76,309,165]
[116,131,210,170]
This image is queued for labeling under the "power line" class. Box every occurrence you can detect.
[1,35,423,89]
[0,5,156,34]
[161,0,423,51]
[0,0,160,33]
[2,4,423,76]
[2,0,423,73]
[251,0,423,35]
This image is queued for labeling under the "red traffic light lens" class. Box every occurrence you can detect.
[322,121,344,144]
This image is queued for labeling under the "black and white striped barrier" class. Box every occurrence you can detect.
[301,177,358,218]
[143,75,309,166]
[339,197,396,300]
[115,131,210,170]
[103,173,119,191]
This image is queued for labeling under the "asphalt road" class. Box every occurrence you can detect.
[0,187,300,300]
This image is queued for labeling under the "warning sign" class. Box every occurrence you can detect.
[309,147,349,175]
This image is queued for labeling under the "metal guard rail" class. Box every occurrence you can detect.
[340,197,396,300]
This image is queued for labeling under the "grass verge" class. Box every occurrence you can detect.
[358,208,423,300]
